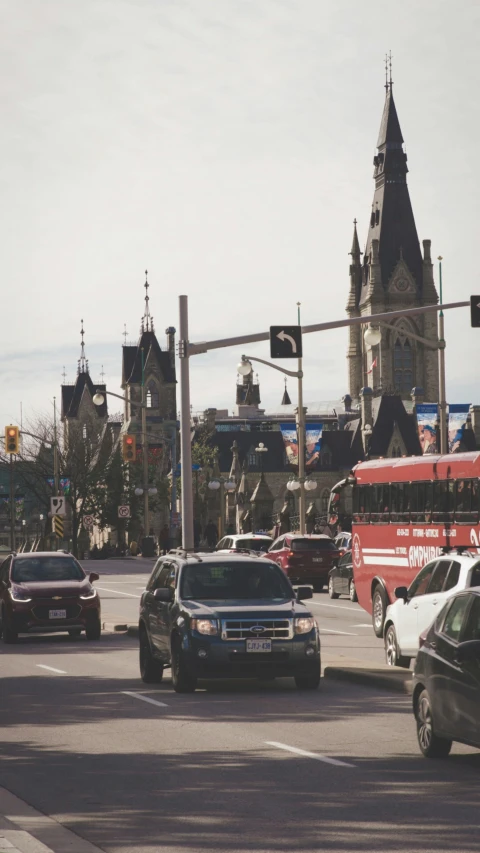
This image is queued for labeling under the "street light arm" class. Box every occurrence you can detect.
[242,355,301,378]
[375,320,445,350]
[94,389,149,410]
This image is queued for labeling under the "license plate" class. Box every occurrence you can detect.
[246,638,272,653]
[312,557,323,563]
[49,609,67,619]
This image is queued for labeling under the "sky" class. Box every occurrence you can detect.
[1,0,479,428]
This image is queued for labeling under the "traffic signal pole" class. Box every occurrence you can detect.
[178,296,469,552]
[9,454,15,551]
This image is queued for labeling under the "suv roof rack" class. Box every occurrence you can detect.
[441,546,474,556]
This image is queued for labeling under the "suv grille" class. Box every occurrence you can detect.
[221,619,293,640]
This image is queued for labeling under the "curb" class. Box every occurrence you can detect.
[323,665,413,694]
[101,622,139,637]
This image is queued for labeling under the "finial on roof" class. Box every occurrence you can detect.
[384,51,393,91]
[100,365,105,382]
[142,269,152,332]
[79,319,88,373]
[388,50,393,89]
[62,366,67,383]
[123,324,128,346]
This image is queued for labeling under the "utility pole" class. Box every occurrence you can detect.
[296,302,306,534]
[53,397,59,494]
[9,454,15,551]
[437,258,447,454]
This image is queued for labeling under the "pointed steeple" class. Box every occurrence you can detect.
[350,218,361,259]
[377,85,404,148]
[281,378,292,406]
[347,219,363,313]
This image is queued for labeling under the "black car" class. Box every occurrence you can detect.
[139,552,321,693]
[327,551,357,602]
[413,587,480,758]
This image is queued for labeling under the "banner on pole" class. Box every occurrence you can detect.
[416,404,438,455]
[280,424,298,467]
[305,424,323,468]
[448,404,470,453]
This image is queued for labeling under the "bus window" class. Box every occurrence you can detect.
[411,481,433,523]
[455,479,478,524]
[391,482,410,523]
[370,484,389,523]
[433,481,454,523]
[354,484,371,523]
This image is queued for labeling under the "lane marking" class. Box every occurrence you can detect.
[96,586,141,598]
[310,601,364,614]
[37,665,66,674]
[122,691,169,708]
[265,741,356,768]
[320,628,358,636]
[353,623,374,628]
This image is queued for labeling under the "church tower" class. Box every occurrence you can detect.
[347,64,439,402]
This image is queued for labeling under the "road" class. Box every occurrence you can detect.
[1,558,480,853]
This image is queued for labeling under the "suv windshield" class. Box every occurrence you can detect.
[291,539,337,552]
[12,557,85,583]
[235,539,272,552]
[181,561,293,601]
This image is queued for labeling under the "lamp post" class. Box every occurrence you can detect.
[207,476,236,539]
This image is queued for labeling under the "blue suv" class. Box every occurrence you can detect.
[139,552,321,693]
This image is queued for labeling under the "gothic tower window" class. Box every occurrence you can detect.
[146,381,159,409]
[394,338,413,393]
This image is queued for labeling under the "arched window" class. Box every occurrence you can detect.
[394,338,413,393]
[146,381,159,409]
[321,489,330,512]
[247,448,259,469]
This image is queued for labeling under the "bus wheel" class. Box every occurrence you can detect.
[372,585,387,638]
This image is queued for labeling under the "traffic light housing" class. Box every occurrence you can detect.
[122,434,136,463]
[5,425,19,454]
[470,295,480,328]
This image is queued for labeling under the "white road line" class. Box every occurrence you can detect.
[319,628,358,636]
[310,601,363,614]
[265,741,356,768]
[122,691,168,708]
[96,586,141,598]
[353,623,374,628]
[36,665,66,675]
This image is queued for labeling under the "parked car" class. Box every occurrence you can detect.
[384,551,480,668]
[328,551,357,601]
[412,587,480,758]
[215,534,273,554]
[139,552,320,692]
[334,532,352,556]
[0,552,101,643]
[265,534,340,591]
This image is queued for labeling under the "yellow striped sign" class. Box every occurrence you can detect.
[54,515,64,538]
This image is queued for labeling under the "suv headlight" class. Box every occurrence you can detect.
[294,617,315,635]
[191,618,219,636]
[80,587,97,600]
[9,585,32,602]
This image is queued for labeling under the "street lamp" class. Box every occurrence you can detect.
[363,325,382,347]
[207,477,236,539]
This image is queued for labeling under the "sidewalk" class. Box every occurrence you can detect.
[0,789,104,853]
[323,652,413,694]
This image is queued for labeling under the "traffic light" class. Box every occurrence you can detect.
[470,295,480,328]
[5,425,19,454]
[122,434,136,463]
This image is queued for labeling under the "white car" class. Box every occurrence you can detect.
[384,551,480,668]
[215,534,273,555]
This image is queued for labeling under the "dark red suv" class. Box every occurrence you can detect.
[0,552,101,643]
[266,534,340,591]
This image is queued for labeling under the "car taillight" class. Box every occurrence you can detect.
[288,551,295,558]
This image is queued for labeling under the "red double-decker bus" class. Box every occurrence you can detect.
[331,452,480,637]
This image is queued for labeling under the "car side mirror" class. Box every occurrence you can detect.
[455,640,480,664]
[153,587,174,602]
[296,586,313,601]
[89,572,100,583]
[394,586,409,602]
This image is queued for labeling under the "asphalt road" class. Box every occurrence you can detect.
[1,558,480,853]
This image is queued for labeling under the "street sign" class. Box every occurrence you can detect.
[118,505,131,518]
[50,496,66,516]
[270,325,302,359]
[470,295,480,327]
[53,515,64,538]
[83,515,94,528]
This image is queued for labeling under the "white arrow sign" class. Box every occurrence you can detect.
[276,330,297,353]
[50,497,66,516]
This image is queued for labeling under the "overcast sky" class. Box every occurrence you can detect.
[1,0,478,428]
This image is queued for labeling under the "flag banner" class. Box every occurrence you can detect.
[417,404,438,454]
[15,497,24,520]
[448,404,470,453]
[367,358,377,374]
[46,477,71,495]
[305,424,323,468]
[280,424,298,467]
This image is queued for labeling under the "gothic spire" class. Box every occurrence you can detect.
[78,319,88,374]
[141,270,154,334]
[350,218,361,259]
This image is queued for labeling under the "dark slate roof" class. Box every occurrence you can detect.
[369,395,421,457]
[122,331,176,385]
[61,374,107,419]
[377,86,404,147]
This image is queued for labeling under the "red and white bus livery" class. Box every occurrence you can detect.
[344,452,480,637]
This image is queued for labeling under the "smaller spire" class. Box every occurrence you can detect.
[78,319,88,374]
[100,365,105,383]
[350,218,362,258]
[281,378,292,406]
[142,269,152,332]
[123,324,128,346]
[62,366,67,384]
